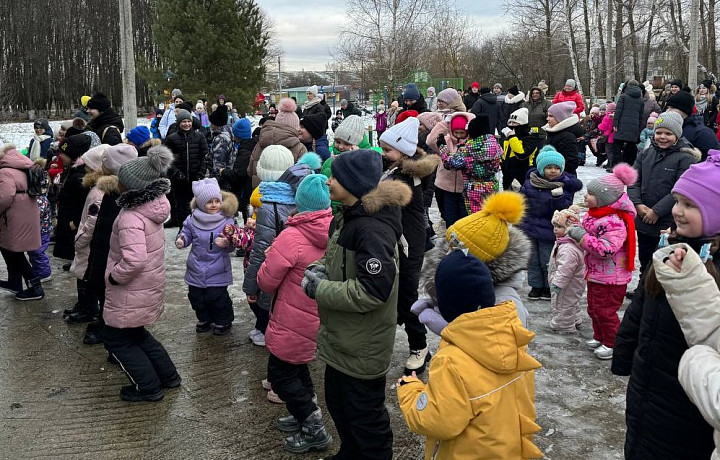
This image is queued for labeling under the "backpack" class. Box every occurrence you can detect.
[18,165,50,197]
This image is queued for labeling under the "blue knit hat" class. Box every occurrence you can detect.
[435,250,496,323]
[232,118,252,140]
[296,174,331,213]
[403,83,421,101]
[126,125,151,146]
[331,149,382,199]
[535,145,565,176]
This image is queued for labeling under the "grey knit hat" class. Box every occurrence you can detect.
[653,111,684,139]
[334,115,365,145]
[118,144,173,191]
[176,109,192,123]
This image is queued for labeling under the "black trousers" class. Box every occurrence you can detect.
[76,278,99,314]
[249,301,269,333]
[397,252,426,351]
[104,325,178,392]
[637,231,660,277]
[433,187,446,222]
[170,179,193,225]
[0,248,35,287]
[267,353,316,422]
[502,157,530,191]
[612,140,637,167]
[188,285,234,325]
[324,365,393,460]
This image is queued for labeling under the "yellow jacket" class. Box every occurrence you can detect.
[397,301,543,460]
[502,136,537,165]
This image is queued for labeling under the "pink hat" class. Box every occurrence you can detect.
[548,101,576,122]
[417,112,443,131]
[672,150,720,237]
[450,116,468,132]
[606,102,617,114]
[102,143,138,175]
[274,98,300,131]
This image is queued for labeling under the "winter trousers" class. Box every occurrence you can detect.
[434,188,446,222]
[637,231,660,278]
[188,285,234,326]
[397,251,427,351]
[324,365,393,460]
[527,237,554,289]
[76,278,100,315]
[170,179,193,225]
[612,140,637,167]
[0,248,37,288]
[267,353,317,422]
[586,281,627,348]
[104,325,178,392]
[549,280,585,332]
[249,301,269,334]
[28,231,51,280]
[443,191,467,227]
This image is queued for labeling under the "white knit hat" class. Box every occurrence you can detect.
[257,145,294,182]
[333,115,365,146]
[379,117,419,157]
[507,107,529,126]
[307,85,319,96]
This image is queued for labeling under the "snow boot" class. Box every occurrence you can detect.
[120,385,164,402]
[404,346,431,375]
[15,278,44,301]
[283,408,332,453]
[277,408,323,433]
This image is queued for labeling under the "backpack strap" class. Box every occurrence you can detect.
[101,125,120,142]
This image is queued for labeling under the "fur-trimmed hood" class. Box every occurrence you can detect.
[33,158,47,168]
[117,178,171,211]
[361,180,412,215]
[82,168,106,188]
[139,138,162,149]
[504,92,526,104]
[390,149,440,180]
[96,175,121,195]
[189,190,239,217]
[542,114,579,133]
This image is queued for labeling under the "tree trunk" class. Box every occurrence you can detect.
[710,0,717,75]
[584,0,596,99]
[606,0,615,99]
[613,0,624,92]
[641,1,656,80]
[626,0,640,80]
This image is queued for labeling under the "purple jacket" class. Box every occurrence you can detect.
[518,169,583,241]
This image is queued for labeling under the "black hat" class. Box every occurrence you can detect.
[468,115,492,137]
[33,118,51,132]
[508,85,519,96]
[330,149,382,199]
[480,87,491,95]
[86,93,111,112]
[670,79,683,88]
[665,90,695,116]
[155,108,164,116]
[179,101,194,113]
[300,113,328,140]
[436,250,496,323]
[64,117,88,138]
[209,104,228,127]
[59,134,92,160]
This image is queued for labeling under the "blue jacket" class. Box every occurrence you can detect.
[683,115,719,160]
[303,135,331,162]
[518,168,583,241]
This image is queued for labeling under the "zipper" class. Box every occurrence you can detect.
[186,136,190,180]
[431,441,440,460]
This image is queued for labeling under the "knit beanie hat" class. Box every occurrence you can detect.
[232,118,252,140]
[548,101,576,122]
[379,117,419,157]
[536,145,566,176]
[565,79,577,89]
[586,163,638,207]
[86,93,111,112]
[60,134,92,160]
[193,177,222,210]
[209,104,228,127]
[437,88,460,105]
[427,87,436,96]
[334,115,365,146]
[653,111,684,139]
[33,118,51,132]
[296,151,323,171]
[330,149,382,199]
[551,205,582,228]
[450,116,468,132]
[417,112,443,131]
[395,110,419,125]
[80,95,91,108]
[507,107,529,126]
[403,83,421,101]
[179,101,194,113]
[126,125,151,146]
[176,109,192,123]
[340,99,348,107]
[102,143,138,175]
[480,87,491,95]
[647,115,658,125]
[275,98,300,131]
[446,191,525,262]
[471,82,480,90]
[665,90,695,116]
[507,85,519,96]
[590,107,601,116]
[436,249,496,323]
[672,149,720,237]
[295,174,331,213]
[606,102,617,114]
[300,113,328,139]
[257,145,294,182]
[467,115,492,137]
[81,144,108,171]
[306,85,319,96]
[118,144,173,191]
[171,88,183,99]
[494,83,503,90]
[670,79,683,88]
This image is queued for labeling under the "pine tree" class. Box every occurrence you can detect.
[152,0,269,109]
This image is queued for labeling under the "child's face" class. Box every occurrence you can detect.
[543,165,562,180]
[646,122,654,130]
[437,100,449,110]
[672,193,703,238]
[546,113,558,127]
[585,192,598,208]
[58,128,66,138]
[452,129,468,140]
[327,176,353,204]
[418,124,428,135]
[34,127,45,136]
[380,142,403,162]
[334,138,355,152]
[404,99,417,107]
[179,119,193,131]
[654,127,677,149]
[204,198,221,214]
[553,224,567,238]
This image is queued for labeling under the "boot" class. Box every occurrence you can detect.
[404,346,431,375]
[83,321,104,345]
[283,408,332,453]
[63,303,81,316]
[15,278,44,301]
[120,385,164,402]
[277,414,300,433]
[0,278,23,294]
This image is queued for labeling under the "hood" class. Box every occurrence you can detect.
[346,180,412,239]
[0,147,34,170]
[543,114,579,133]
[82,168,106,188]
[95,175,121,195]
[286,208,333,248]
[257,120,303,151]
[189,190,239,218]
[117,178,171,224]
[480,93,497,105]
[140,138,162,149]
[607,192,637,216]
[527,86,545,102]
[504,92,525,104]
[447,111,475,126]
[441,301,541,374]
[89,108,125,133]
[392,150,440,179]
[625,86,642,98]
[561,89,579,97]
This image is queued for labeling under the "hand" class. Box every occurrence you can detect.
[642,209,659,225]
[69,222,77,231]
[551,187,564,197]
[247,294,257,303]
[636,204,650,218]
[246,218,256,230]
[665,247,687,272]
[307,264,327,276]
[397,371,418,386]
[566,225,587,242]
[214,236,229,248]
[175,238,184,249]
[501,127,513,137]
[302,269,328,299]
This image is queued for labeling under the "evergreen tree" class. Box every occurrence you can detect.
[152,0,269,109]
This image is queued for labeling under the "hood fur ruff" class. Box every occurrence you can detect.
[190,190,239,217]
[82,168,106,188]
[361,180,412,214]
[392,149,440,179]
[117,178,171,209]
[95,175,121,195]
[420,226,531,301]
[542,114,579,133]
[680,146,702,162]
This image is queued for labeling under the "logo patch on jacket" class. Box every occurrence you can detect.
[416,392,428,411]
[366,258,382,274]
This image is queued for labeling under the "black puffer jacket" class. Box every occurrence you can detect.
[463,91,481,111]
[612,240,718,460]
[470,93,500,133]
[613,85,645,142]
[544,117,584,175]
[165,128,209,183]
[87,109,124,146]
[219,137,257,206]
[53,165,88,260]
[84,176,122,285]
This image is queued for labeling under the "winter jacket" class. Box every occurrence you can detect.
[683,114,720,160]
[159,104,176,139]
[84,176,122,285]
[543,116,584,175]
[301,98,327,119]
[397,301,542,460]
[104,179,171,329]
[178,192,238,288]
[498,92,526,131]
[613,86,645,142]
[136,138,161,157]
[165,128,209,184]
[575,193,637,285]
[27,135,53,161]
[469,93,500,133]
[598,113,615,144]
[219,137,256,205]
[150,117,161,139]
[428,114,464,193]
[441,135,502,213]
[209,128,234,177]
[340,102,362,118]
[87,109,124,146]
[247,120,307,188]
[524,89,552,136]
[258,209,333,364]
[70,172,106,279]
[0,149,41,252]
[552,89,585,117]
[502,131,540,168]
[53,164,88,260]
[548,237,585,330]
[463,91,481,112]
[518,169,582,241]
[611,239,718,459]
[314,180,411,379]
[302,135,331,162]
[375,111,388,133]
[628,138,700,236]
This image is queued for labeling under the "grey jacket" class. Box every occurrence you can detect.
[613,86,645,142]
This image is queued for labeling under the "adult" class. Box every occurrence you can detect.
[86,93,124,146]
[425,87,437,112]
[399,83,428,114]
[492,83,506,103]
[665,90,720,160]
[498,85,526,132]
[340,99,362,118]
[612,80,645,167]
[641,85,662,127]
[552,79,585,118]
[695,80,718,130]
[0,144,43,300]
[302,85,332,121]
[159,90,184,139]
[524,85,552,143]
[208,105,234,178]
[28,118,53,161]
[469,87,500,134]
[463,82,481,110]
[166,101,205,140]
[660,79,683,111]
[299,113,331,161]
[219,118,256,223]
[543,101,584,175]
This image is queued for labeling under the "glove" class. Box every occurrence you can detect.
[566,225,587,242]
[551,186,564,197]
[307,264,327,276]
[302,269,328,299]
[501,127,513,138]
[550,284,562,294]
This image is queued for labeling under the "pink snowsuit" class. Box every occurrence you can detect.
[548,236,586,332]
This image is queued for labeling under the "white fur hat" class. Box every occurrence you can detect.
[379,117,419,157]
[307,85,319,96]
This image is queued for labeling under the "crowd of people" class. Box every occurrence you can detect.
[2,75,720,459]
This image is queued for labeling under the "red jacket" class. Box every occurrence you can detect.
[553,89,585,117]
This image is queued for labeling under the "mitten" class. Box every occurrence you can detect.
[302,269,328,299]
[566,225,587,242]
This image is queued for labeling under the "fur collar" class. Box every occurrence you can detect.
[505,92,525,104]
[140,138,162,149]
[190,190,239,217]
[542,115,579,133]
[117,178,171,209]
[82,168,106,188]
[681,146,702,162]
[361,180,412,214]
[390,150,440,179]
[96,175,121,194]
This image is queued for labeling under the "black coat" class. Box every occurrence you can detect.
[463,91,481,111]
[612,243,718,460]
[613,86,645,142]
[682,115,720,160]
[53,165,88,260]
[219,137,257,205]
[545,122,584,175]
[87,109,124,146]
[165,128,209,183]
[84,189,121,285]
[470,94,500,133]
[341,102,362,118]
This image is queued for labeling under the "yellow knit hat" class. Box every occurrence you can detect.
[445,191,525,262]
[80,95,91,107]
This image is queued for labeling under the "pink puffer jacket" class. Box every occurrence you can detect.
[104,179,171,329]
[70,179,105,279]
[0,147,41,252]
[428,113,475,193]
[258,208,333,364]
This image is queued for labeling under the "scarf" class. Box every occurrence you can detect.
[589,205,636,271]
[191,209,227,230]
[529,171,564,189]
[29,134,51,160]
[303,97,321,111]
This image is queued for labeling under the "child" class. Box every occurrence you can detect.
[638,112,657,151]
[437,111,475,226]
[549,206,586,333]
[379,117,441,375]
[176,178,238,335]
[598,102,616,170]
[519,145,583,300]
[397,249,542,459]
[501,107,540,191]
[28,160,53,283]
[257,174,334,453]
[566,164,637,360]
[374,103,388,139]
[103,144,181,402]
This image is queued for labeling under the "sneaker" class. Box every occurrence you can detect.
[120,385,164,402]
[0,279,22,294]
[162,374,182,389]
[585,339,602,350]
[261,378,272,390]
[213,323,232,336]
[284,409,333,453]
[195,321,212,333]
[40,275,52,283]
[594,345,614,360]
[528,288,543,299]
[248,329,265,346]
[404,347,431,375]
[540,288,552,300]
[267,389,284,404]
[15,286,44,301]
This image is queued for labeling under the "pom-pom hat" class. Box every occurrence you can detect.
[118,144,173,191]
[586,163,638,207]
[275,98,300,131]
[672,149,720,237]
[535,145,565,175]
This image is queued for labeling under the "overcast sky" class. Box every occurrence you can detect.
[261,0,506,70]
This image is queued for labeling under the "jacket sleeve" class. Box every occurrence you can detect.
[242,206,274,295]
[257,232,297,294]
[575,93,585,115]
[551,245,583,289]
[577,216,627,258]
[611,287,645,375]
[74,197,103,250]
[440,145,466,171]
[652,155,695,218]
[627,150,644,205]
[613,96,625,130]
[107,220,148,285]
[678,345,720,431]
[397,356,474,440]
[159,109,172,139]
[0,171,17,214]
[178,216,194,247]
[426,123,447,154]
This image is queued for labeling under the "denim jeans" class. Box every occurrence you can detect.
[527,237,555,289]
